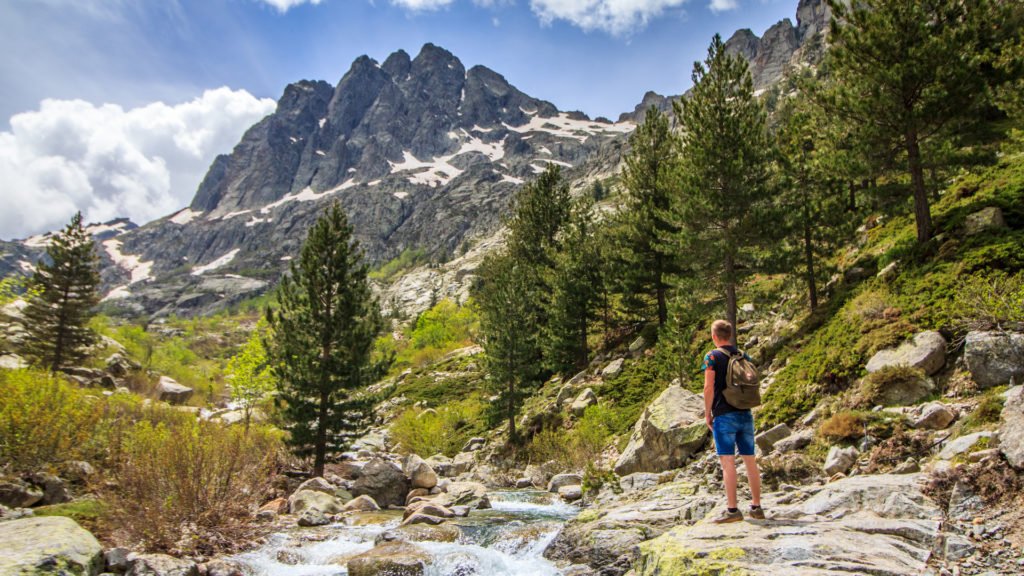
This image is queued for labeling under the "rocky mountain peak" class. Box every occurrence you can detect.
[796,0,832,41]
[724,29,761,62]
[382,49,412,79]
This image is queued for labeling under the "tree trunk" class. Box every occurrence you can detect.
[314,390,328,477]
[905,129,932,243]
[507,380,516,440]
[724,252,737,345]
[803,219,818,312]
[848,181,857,212]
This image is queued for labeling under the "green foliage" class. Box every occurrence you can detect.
[369,248,429,281]
[823,0,1005,242]
[388,395,487,457]
[616,106,683,325]
[595,356,670,438]
[225,320,275,431]
[582,463,620,496]
[22,212,101,371]
[857,365,927,407]
[0,369,106,470]
[33,499,107,533]
[410,299,478,351]
[960,388,1006,431]
[673,34,778,331]
[265,203,385,475]
[948,271,1024,331]
[0,275,36,307]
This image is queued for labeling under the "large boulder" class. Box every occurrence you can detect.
[964,206,1007,235]
[1000,386,1024,469]
[865,331,947,376]
[126,554,199,576]
[424,454,453,477]
[294,476,338,496]
[441,481,490,509]
[376,523,461,545]
[823,445,858,476]
[614,385,708,476]
[288,489,344,515]
[0,516,103,575]
[341,494,381,512]
[602,358,624,379]
[547,474,583,493]
[403,454,438,490]
[351,458,410,508]
[451,452,475,475]
[913,402,956,430]
[0,481,43,508]
[570,388,597,416]
[25,472,71,505]
[156,376,193,405]
[347,541,430,576]
[964,331,1024,388]
[754,423,791,453]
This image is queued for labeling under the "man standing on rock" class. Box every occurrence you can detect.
[702,319,764,523]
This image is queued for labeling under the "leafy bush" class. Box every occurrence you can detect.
[369,248,429,281]
[105,418,282,554]
[857,365,927,407]
[948,271,1024,330]
[380,299,480,373]
[525,404,619,470]
[960,388,1006,431]
[0,370,107,470]
[389,396,487,457]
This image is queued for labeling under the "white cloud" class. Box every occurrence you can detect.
[708,0,737,13]
[390,0,455,10]
[255,0,324,12]
[529,0,689,36]
[0,88,276,240]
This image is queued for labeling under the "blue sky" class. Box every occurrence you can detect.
[0,0,798,239]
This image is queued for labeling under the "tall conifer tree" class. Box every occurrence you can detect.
[265,203,384,477]
[824,0,999,243]
[618,107,681,326]
[673,35,775,337]
[23,212,100,372]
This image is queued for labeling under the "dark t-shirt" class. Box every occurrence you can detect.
[701,345,753,418]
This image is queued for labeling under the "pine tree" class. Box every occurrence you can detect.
[673,35,776,337]
[265,203,385,476]
[23,212,100,372]
[226,321,275,433]
[543,197,603,374]
[824,0,1000,243]
[618,107,682,326]
[475,251,538,441]
[775,94,855,311]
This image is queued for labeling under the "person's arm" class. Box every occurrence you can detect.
[702,353,715,430]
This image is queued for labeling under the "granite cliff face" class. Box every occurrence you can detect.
[68,44,630,316]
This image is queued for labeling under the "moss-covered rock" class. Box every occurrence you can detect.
[0,516,103,576]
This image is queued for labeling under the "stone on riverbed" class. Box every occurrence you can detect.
[347,541,430,576]
[0,516,103,576]
[614,385,708,475]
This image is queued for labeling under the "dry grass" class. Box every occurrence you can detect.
[818,411,866,442]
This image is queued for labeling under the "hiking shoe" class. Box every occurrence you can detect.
[748,507,766,520]
[711,509,743,524]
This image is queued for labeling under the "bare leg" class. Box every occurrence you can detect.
[719,455,738,509]
[742,455,761,507]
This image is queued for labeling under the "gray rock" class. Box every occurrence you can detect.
[0,481,43,508]
[62,461,96,484]
[294,476,335,496]
[865,331,947,376]
[126,554,199,576]
[772,431,813,454]
[351,458,410,507]
[823,445,859,476]
[754,423,792,453]
[601,358,624,379]
[558,485,583,502]
[156,376,193,405]
[105,548,131,574]
[569,388,597,417]
[341,494,381,512]
[1000,385,1024,469]
[938,431,994,460]
[514,478,532,489]
[347,541,429,576]
[26,472,71,505]
[451,452,475,475]
[0,353,27,369]
[893,458,920,474]
[618,472,660,493]
[868,371,936,406]
[965,331,1024,388]
[877,261,898,280]
[461,437,486,452]
[913,402,956,430]
[613,385,708,476]
[105,353,139,377]
[628,335,647,353]
[0,516,103,576]
[944,533,976,560]
[203,559,246,576]
[547,474,583,493]
[404,454,439,490]
[287,489,344,515]
[964,206,1007,235]
[440,481,489,509]
[297,509,330,527]
[424,454,453,477]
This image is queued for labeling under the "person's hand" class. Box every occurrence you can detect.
[706,416,713,432]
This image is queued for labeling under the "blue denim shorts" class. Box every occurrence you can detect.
[712,410,756,456]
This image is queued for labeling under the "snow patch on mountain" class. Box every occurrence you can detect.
[170,208,202,225]
[191,249,240,276]
[103,239,153,284]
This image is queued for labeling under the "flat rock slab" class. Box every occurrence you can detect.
[0,516,103,576]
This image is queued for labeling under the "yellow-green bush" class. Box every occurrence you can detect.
[105,418,282,554]
[0,370,106,470]
[389,395,487,457]
[526,404,619,469]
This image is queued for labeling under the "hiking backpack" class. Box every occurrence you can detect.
[717,347,762,409]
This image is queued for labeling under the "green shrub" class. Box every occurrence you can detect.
[948,271,1024,330]
[389,396,487,457]
[0,370,106,470]
[857,365,928,407]
[33,499,108,533]
[369,248,429,281]
[105,418,282,554]
[960,388,1006,431]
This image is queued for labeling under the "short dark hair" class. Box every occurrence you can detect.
[711,319,733,341]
